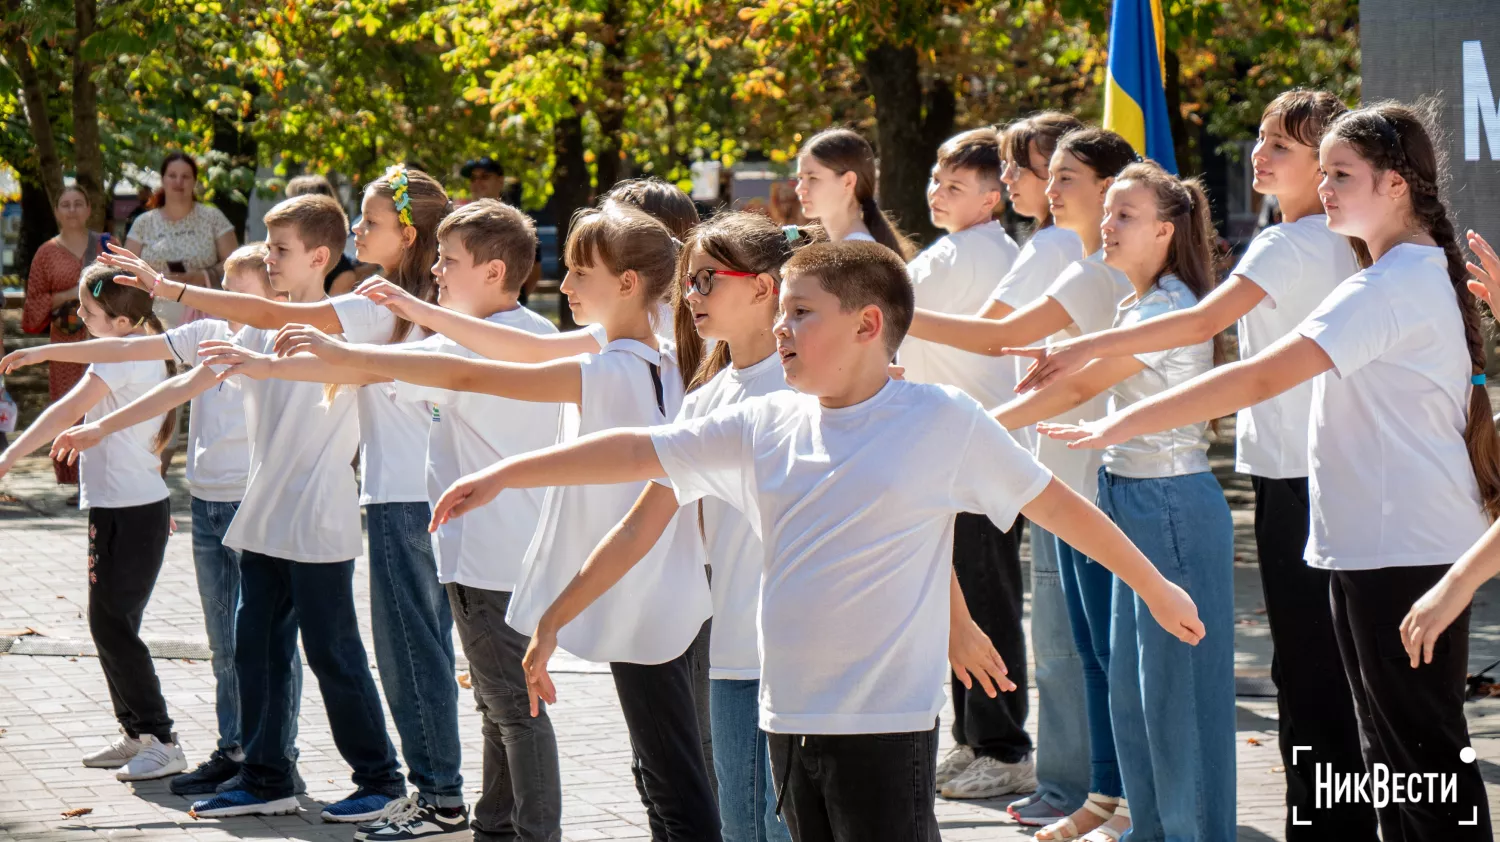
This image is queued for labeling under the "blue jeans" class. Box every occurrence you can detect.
[236,551,403,801]
[1029,524,1089,812]
[366,502,464,806]
[189,497,301,757]
[1057,531,1121,798]
[709,679,792,842]
[1096,469,1235,842]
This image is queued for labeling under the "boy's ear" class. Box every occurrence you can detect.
[980,186,1003,214]
[311,245,331,271]
[856,303,885,347]
[485,259,509,288]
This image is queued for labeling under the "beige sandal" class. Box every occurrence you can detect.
[1034,793,1118,841]
[1079,798,1130,842]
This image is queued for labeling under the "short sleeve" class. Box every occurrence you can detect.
[331,293,397,344]
[125,212,154,245]
[1046,263,1120,335]
[390,335,459,406]
[1230,227,1302,307]
[948,395,1052,531]
[584,323,608,350]
[1296,276,1399,378]
[87,360,148,393]
[201,204,236,239]
[992,240,1068,311]
[906,238,959,309]
[164,320,214,366]
[651,403,755,512]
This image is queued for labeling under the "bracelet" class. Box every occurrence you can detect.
[150,273,166,298]
[176,281,187,302]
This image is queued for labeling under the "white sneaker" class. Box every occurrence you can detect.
[116,735,188,781]
[82,730,143,768]
[934,744,976,790]
[939,753,1037,800]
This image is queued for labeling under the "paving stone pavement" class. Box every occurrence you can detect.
[2,453,1498,841]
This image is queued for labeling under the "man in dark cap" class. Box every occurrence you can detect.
[461,157,505,202]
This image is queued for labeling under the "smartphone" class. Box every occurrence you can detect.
[167,260,187,274]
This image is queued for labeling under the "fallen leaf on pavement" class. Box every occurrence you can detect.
[457,672,472,689]
[1270,766,1285,774]
[1246,737,1261,746]
[60,807,92,818]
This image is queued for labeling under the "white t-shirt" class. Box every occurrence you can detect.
[79,360,172,510]
[394,308,563,591]
[164,319,249,502]
[222,326,363,563]
[331,294,431,505]
[990,226,1085,435]
[1296,244,1487,570]
[665,352,789,680]
[900,221,1023,412]
[1031,253,1133,498]
[651,380,1052,735]
[843,231,876,243]
[1104,275,1215,479]
[1232,215,1360,478]
[506,339,711,664]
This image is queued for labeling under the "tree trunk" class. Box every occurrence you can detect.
[17,163,59,281]
[71,0,105,231]
[4,17,64,205]
[593,0,628,193]
[546,106,592,329]
[862,40,951,248]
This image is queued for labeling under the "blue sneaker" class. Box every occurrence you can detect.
[190,788,300,818]
[322,788,399,823]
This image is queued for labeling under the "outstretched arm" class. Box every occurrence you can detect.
[991,355,1142,431]
[1023,478,1205,645]
[197,341,388,386]
[0,375,113,478]
[357,279,601,362]
[1,334,172,373]
[431,429,662,529]
[1040,334,1331,451]
[904,296,1074,356]
[1015,276,1265,392]
[51,366,219,464]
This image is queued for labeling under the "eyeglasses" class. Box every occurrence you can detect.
[683,267,759,296]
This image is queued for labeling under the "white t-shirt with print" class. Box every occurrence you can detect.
[901,221,1023,413]
[1103,275,1215,479]
[164,319,248,502]
[651,380,1052,735]
[1030,253,1133,497]
[1232,215,1359,478]
[505,339,711,664]
[222,326,363,562]
[664,352,789,680]
[79,360,172,510]
[1297,244,1487,570]
[332,294,431,505]
[393,307,563,591]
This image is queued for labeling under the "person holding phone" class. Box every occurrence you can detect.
[125,152,241,328]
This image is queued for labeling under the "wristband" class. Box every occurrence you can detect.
[176,281,187,302]
[150,273,166,298]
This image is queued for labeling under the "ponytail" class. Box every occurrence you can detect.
[1328,101,1500,519]
[139,312,180,454]
[858,196,916,260]
[800,128,915,260]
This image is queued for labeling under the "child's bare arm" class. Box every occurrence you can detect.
[1,335,172,372]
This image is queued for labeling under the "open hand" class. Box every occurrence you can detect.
[429,465,508,531]
[1036,419,1124,450]
[1399,576,1472,668]
[1145,580,1206,645]
[99,242,160,293]
[949,616,1015,698]
[273,323,348,362]
[521,626,561,717]
[356,278,430,323]
[198,340,273,381]
[51,423,104,466]
[1,347,48,374]
[1466,230,1500,307]
[1011,339,1095,393]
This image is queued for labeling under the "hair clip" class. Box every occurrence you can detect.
[669,236,685,249]
[1473,373,1486,387]
[91,277,105,298]
[1133,152,1146,164]
[783,225,801,243]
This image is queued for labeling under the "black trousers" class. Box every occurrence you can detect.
[611,645,722,842]
[1251,476,1377,840]
[1331,566,1493,841]
[88,499,174,743]
[767,724,940,842]
[949,513,1029,762]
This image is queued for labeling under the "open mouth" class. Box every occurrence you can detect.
[778,346,797,363]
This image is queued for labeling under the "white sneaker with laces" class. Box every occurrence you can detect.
[81,730,143,768]
[934,744,976,791]
[116,735,188,781]
[939,753,1037,800]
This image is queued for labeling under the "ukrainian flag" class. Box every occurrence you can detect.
[1104,0,1178,173]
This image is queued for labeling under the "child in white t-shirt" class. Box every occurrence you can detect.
[20,244,309,795]
[0,264,185,782]
[101,195,404,821]
[1050,108,1494,838]
[427,241,1203,842]
[795,128,915,257]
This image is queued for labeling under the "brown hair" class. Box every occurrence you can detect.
[564,204,679,325]
[1263,89,1348,150]
[56,184,90,208]
[781,240,913,357]
[77,262,178,452]
[286,174,336,198]
[604,178,701,240]
[365,166,452,342]
[436,200,538,293]
[1055,128,1138,181]
[1002,112,1087,227]
[147,151,198,210]
[264,194,349,262]
[800,128,916,259]
[1328,101,1500,519]
[223,242,270,286]
[935,128,1003,188]
[672,213,824,389]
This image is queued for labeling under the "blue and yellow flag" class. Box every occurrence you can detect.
[1104,0,1178,173]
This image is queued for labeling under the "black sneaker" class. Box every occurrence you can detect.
[354,794,470,840]
[170,749,241,795]
[214,765,307,795]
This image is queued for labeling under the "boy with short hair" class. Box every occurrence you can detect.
[198,199,565,841]
[897,128,1043,801]
[428,241,1204,841]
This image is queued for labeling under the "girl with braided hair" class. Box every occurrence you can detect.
[1041,101,1494,839]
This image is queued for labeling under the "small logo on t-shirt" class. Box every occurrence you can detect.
[430,405,442,423]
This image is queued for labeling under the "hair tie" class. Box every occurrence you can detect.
[386,165,414,228]
[670,236,685,249]
[1133,152,1146,164]
[1473,374,1486,387]
[783,225,801,243]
